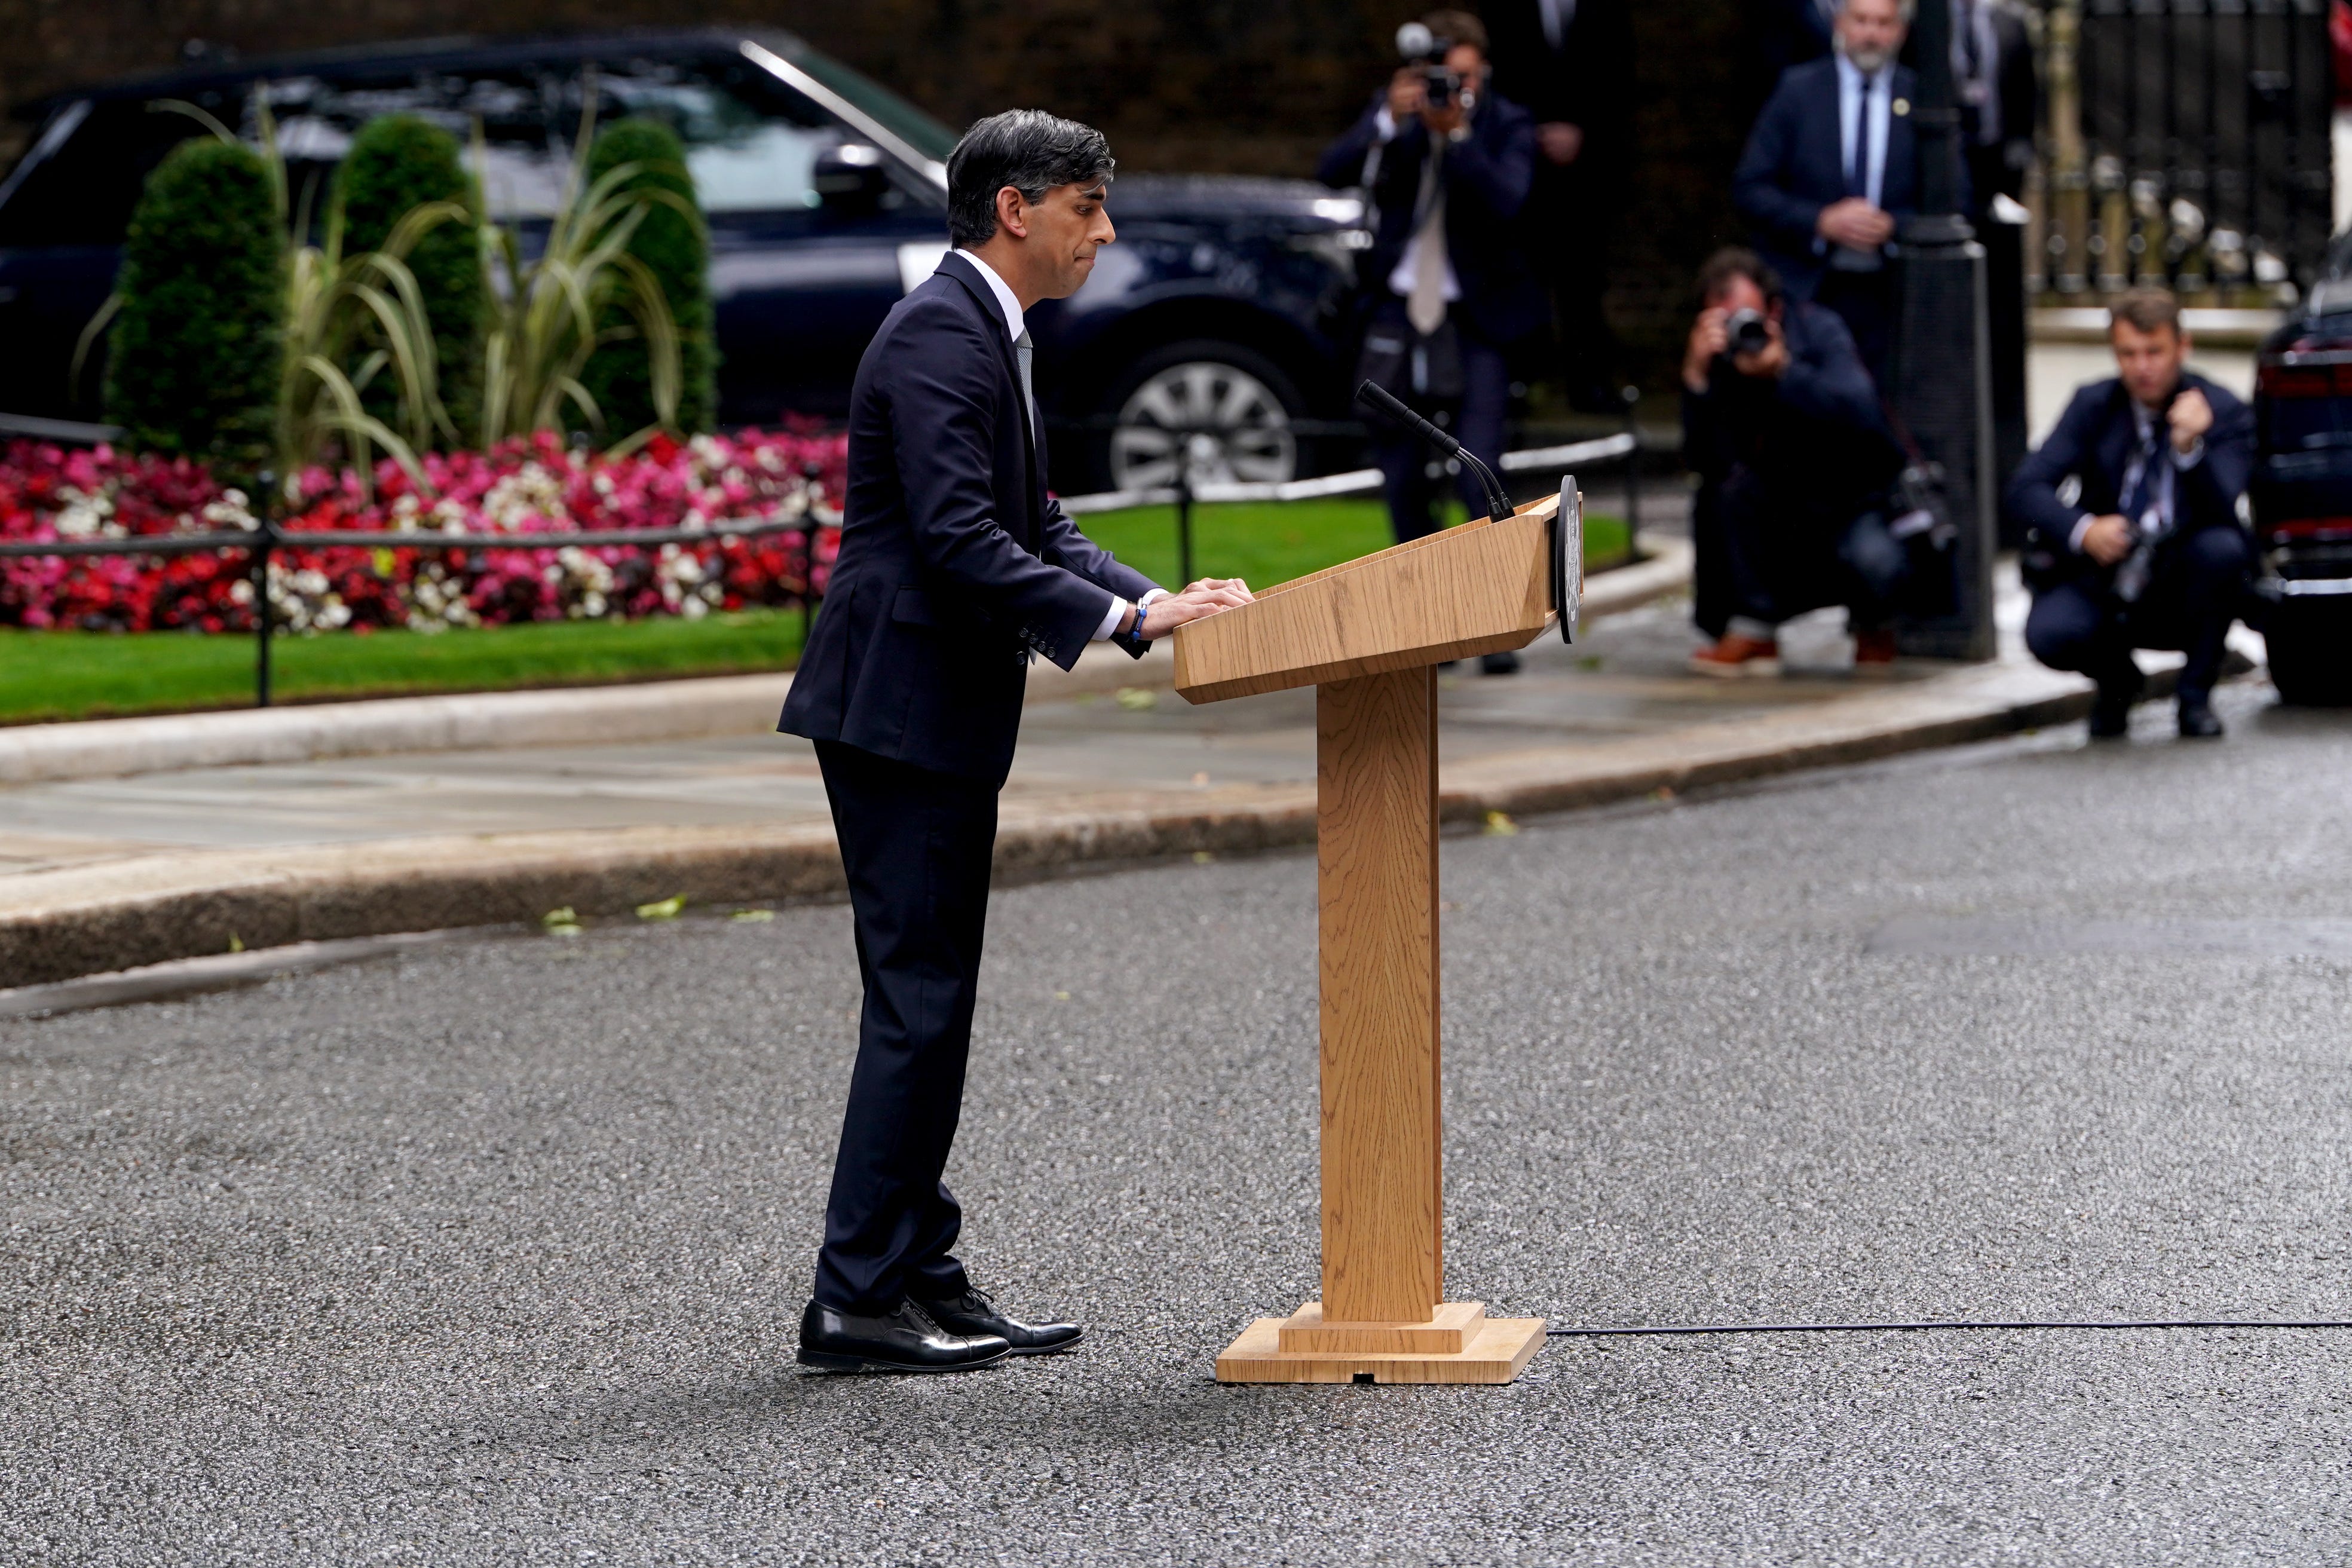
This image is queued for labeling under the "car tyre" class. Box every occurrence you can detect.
[1095,339,1304,494]
[2266,600,2352,706]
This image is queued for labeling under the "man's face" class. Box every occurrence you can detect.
[2111,319,2190,407]
[1835,0,1907,71]
[1013,179,1116,301]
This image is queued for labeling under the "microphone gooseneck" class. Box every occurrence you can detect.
[1354,381,1512,522]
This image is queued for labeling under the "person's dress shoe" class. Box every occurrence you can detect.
[1852,628,1898,676]
[797,1298,1012,1373]
[1480,650,1522,676]
[2177,697,2225,739]
[917,1287,1084,1356]
[1689,634,1781,678]
[2087,669,2143,739]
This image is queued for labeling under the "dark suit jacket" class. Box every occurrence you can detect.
[778,252,1157,787]
[1481,0,1637,201]
[1734,57,1947,301]
[1682,299,1901,522]
[1316,87,1548,347]
[2005,370,2254,586]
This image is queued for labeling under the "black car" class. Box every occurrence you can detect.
[2253,234,2352,704]
[0,27,1369,491]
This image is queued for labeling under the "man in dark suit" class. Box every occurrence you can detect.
[1481,0,1637,411]
[1682,247,1909,676]
[782,111,1252,1373]
[1318,10,1545,569]
[2009,287,2253,740]
[1734,0,1947,385]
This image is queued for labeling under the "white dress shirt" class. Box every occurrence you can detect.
[1835,54,1892,213]
[950,249,1163,641]
[1370,108,1463,307]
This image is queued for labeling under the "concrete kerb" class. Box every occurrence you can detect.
[2,635,2124,993]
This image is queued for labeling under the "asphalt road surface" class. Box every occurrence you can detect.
[5,682,2351,1566]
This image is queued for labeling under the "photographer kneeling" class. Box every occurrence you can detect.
[1683,248,1909,676]
[1320,10,1543,673]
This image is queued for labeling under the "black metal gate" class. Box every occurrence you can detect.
[2033,0,2334,301]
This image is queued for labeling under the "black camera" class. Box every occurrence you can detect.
[1396,21,1464,109]
[1723,307,1772,359]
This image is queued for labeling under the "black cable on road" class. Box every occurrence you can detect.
[1546,1318,2352,1338]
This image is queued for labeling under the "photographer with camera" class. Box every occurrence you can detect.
[2008,287,2253,740]
[1319,11,1544,672]
[1683,247,1910,676]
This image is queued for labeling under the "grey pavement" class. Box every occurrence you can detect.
[5,681,2352,1563]
[0,595,1901,876]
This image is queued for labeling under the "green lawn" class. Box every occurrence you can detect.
[1,501,1630,725]
[1076,498,1630,594]
[0,610,811,727]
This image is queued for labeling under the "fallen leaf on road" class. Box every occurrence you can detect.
[1116,687,1157,710]
[1483,810,1518,837]
[635,895,686,921]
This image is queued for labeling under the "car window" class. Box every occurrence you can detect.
[559,60,842,215]
[0,98,210,247]
[777,47,960,165]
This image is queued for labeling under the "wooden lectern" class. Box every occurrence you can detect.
[1172,483,1584,1385]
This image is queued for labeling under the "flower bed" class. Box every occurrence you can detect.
[0,430,845,635]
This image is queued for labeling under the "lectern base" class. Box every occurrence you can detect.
[1215,1301,1546,1385]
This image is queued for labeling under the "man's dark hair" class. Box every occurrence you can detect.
[946,109,1115,250]
[1696,246,1784,304]
[1422,9,1489,54]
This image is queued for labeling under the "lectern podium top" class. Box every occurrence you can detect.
[1171,489,1578,705]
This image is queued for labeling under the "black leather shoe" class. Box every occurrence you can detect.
[916,1287,1084,1356]
[2088,668,2143,739]
[1480,650,1522,676]
[2178,697,2225,739]
[797,1298,1011,1373]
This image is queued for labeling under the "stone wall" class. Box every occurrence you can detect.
[0,0,1765,386]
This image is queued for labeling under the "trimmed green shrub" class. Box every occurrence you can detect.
[333,114,485,445]
[105,137,286,482]
[578,118,716,436]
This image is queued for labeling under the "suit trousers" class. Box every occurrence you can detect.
[1371,300,1512,544]
[2023,526,2251,702]
[1707,469,1910,634]
[811,738,996,1314]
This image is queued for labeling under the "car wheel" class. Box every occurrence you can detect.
[1101,341,1302,492]
[2266,599,2352,706]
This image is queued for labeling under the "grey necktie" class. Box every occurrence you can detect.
[1014,328,1037,440]
[1407,149,1450,336]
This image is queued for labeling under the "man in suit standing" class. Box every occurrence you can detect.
[1481,0,1637,411]
[1734,0,1944,385]
[782,110,1253,1373]
[2008,287,2253,740]
[1318,10,1545,569]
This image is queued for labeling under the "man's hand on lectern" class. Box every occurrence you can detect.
[1138,577,1253,638]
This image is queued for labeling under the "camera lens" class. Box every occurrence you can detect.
[1724,308,1771,357]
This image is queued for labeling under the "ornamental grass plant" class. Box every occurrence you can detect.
[335,115,488,447]
[578,117,716,438]
[478,89,689,452]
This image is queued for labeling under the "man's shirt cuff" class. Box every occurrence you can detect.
[1374,106,1399,142]
[1091,594,1128,642]
[2067,512,2097,553]
[1091,588,1168,642]
[2175,437,2206,469]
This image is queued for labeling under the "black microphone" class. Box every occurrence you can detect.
[1353,380,1512,522]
